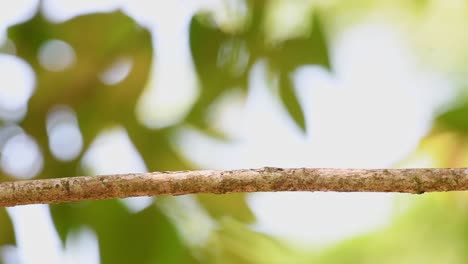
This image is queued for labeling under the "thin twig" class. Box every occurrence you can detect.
[0,167,467,207]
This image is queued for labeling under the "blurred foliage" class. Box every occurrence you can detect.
[0,1,330,263]
[437,96,468,136]
[307,193,468,264]
[0,209,14,247]
[51,200,197,264]
[189,2,329,132]
[196,193,255,223]
[202,217,304,264]
[1,0,468,263]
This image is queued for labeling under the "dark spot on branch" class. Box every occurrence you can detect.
[61,179,71,195]
[262,167,283,173]
[412,175,423,193]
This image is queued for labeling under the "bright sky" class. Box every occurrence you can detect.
[0,0,455,263]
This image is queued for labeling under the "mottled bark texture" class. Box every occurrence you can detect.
[0,167,467,207]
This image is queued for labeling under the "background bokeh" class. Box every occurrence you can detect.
[1,0,468,263]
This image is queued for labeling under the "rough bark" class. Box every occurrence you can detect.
[0,167,467,207]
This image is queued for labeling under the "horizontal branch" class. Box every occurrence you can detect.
[0,167,467,207]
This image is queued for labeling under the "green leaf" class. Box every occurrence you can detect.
[8,8,153,179]
[437,98,468,135]
[187,13,250,130]
[51,200,197,264]
[188,5,330,136]
[124,124,193,172]
[196,193,255,223]
[267,14,330,133]
[202,218,299,264]
[278,73,307,133]
[269,14,331,72]
[0,208,15,247]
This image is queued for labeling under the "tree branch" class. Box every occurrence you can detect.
[0,167,467,207]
